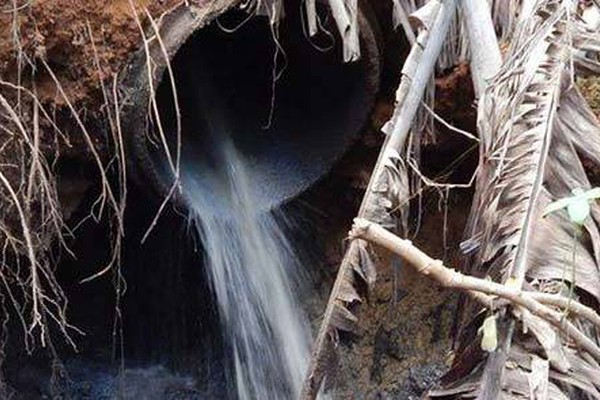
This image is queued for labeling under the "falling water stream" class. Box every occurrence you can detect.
[182,132,311,399]
[10,51,318,398]
[7,129,314,399]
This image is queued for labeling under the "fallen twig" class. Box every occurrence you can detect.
[350,218,600,365]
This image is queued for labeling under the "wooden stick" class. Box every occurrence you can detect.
[351,218,600,364]
[531,292,600,329]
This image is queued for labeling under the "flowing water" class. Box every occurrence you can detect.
[182,134,311,399]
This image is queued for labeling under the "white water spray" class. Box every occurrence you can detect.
[183,134,311,399]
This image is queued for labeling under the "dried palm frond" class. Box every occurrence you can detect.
[301,1,458,398]
[462,0,570,285]
[490,0,520,43]
[431,0,600,398]
[395,0,465,70]
[255,0,361,62]
[397,0,519,73]
[390,0,439,148]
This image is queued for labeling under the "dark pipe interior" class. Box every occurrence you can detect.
[3,177,334,398]
[153,7,379,211]
[4,183,231,398]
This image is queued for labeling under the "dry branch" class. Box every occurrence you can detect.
[350,218,600,366]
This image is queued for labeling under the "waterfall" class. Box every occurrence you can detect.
[183,134,311,399]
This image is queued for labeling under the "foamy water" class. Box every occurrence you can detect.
[183,135,311,399]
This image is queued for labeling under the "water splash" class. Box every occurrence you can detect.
[183,135,311,399]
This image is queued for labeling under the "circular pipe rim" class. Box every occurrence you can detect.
[120,0,381,209]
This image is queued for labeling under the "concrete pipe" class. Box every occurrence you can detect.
[121,0,381,212]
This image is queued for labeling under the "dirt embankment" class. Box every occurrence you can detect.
[579,76,600,118]
[0,1,185,262]
[0,0,181,161]
[0,1,185,366]
[1,1,179,104]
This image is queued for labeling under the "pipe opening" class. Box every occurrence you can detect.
[148,6,380,211]
[4,3,385,398]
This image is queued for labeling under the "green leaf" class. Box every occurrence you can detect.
[543,187,600,225]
